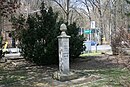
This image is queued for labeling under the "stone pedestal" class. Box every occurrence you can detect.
[52,23,77,81]
[52,71,78,82]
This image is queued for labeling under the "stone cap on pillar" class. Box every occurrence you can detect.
[60,23,67,32]
[58,23,70,38]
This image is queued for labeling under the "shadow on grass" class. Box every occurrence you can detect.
[71,55,130,87]
[0,54,129,87]
[0,62,58,87]
[71,55,127,70]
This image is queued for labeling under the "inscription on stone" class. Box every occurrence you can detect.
[58,24,70,74]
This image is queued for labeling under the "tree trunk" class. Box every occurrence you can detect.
[98,0,103,45]
[99,15,103,45]
[0,15,2,44]
[0,14,2,59]
[66,0,70,25]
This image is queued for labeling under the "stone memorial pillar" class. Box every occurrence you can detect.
[52,24,77,81]
[58,23,70,74]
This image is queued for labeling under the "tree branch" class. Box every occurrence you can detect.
[51,0,67,14]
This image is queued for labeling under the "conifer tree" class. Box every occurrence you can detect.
[11,2,84,65]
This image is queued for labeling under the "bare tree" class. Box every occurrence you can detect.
[51,0,86,25]
[110,0,129,54]
[0,0,20,58]
[89,0,110,44]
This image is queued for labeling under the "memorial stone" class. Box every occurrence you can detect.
[52,24,78,81]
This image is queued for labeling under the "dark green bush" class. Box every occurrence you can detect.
[67,23,85,61]
[11,2,84,65]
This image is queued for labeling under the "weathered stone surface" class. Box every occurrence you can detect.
[57,23,71,75]
[52,71,78,81]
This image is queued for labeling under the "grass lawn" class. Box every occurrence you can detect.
[0,68,27,86]
[80,51,102,57]
[0,66,130,87]
[86,68,130,87]
[0,55,129,87]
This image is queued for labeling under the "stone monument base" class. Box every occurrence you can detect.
[52,71,78,81]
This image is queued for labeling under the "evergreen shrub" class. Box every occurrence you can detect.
[12,2,85,65]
